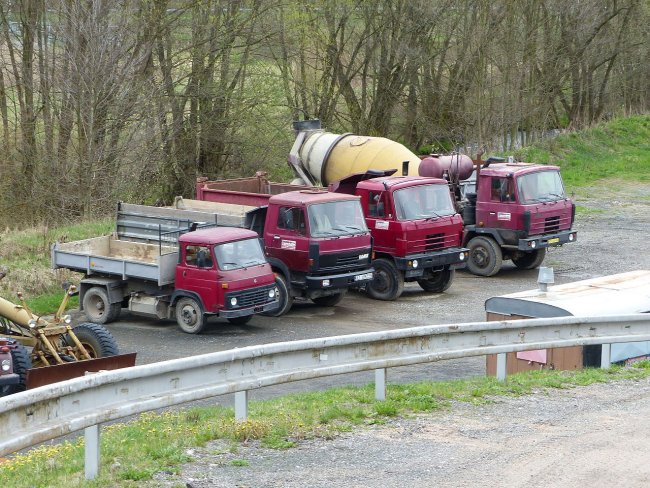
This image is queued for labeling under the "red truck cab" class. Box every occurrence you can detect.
[463,161,577,276]
[172,228,279,333]
[329,172,468,300]
[244,189,374,315]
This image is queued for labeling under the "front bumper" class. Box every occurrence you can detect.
[220,299,279,318]
[395,248,469,277]
[0,372,20,386]
[517,230,577,251]
[305,268,374,290]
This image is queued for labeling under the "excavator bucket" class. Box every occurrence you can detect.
[25,353,137,389]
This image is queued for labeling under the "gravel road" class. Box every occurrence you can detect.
[108,181,650,487]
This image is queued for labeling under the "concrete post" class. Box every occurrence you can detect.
[235,390,248,420]
[375,368,387,401]
[601,344,611,369]
[84,424,100,480]
[496,352,507,382]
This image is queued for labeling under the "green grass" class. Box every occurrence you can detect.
[2,364,650,487]
[514,115,650,190]
[0,218,113,311]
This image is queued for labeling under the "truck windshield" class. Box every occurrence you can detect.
[214,238,266,271]
[307,200,368,237]
[394,184,456,220]
[517,170,566,204]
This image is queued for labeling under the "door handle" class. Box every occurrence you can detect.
[183,270,187,277]
[489,212,496,215]
[273,235,281,240]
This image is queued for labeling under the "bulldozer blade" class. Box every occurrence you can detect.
[26,353,137,389]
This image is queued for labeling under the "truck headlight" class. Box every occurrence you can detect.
[230,297,238,307]
[322,279,330,287]
[269,288,276,299]
[1,360,10,371]
[28,319,38,329]
[411,260,418,268]
[62,314,72,324]
[531,241,536,248]
[569,233,575,241]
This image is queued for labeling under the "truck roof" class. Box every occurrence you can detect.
[356,175,448,191]
[480,162,560,178]
[179,227,258,245]
[269,189,360,206]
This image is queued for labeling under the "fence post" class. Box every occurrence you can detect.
[601,344,611,369]
[235,390,248,420]
[84,424,100,480]
[496,353,507,382]
[375,368,387,401]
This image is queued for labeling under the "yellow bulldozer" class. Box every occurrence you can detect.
[0,271,135,395]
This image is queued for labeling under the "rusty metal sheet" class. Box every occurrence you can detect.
[25,353,137,389]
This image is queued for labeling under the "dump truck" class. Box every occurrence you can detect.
[176,188,375,315]
[288,120,576,276]
[0,271,135,395]
[197,171,469,300]
[52,204,279,333]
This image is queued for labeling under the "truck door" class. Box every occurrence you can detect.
[482,177,516,230]
[365,190,392,252]
[265,206,309,272]
[175,244,220,312]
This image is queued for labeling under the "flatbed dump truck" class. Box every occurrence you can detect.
[52,205,279,333]
[197,171,469,300]
[171,188,375,315]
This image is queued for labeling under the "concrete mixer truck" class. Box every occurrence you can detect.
[288,120,577,277]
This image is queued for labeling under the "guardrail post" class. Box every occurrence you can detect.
[235,390,248,420]
[601,344,611,369]
[496,353,507,382]
[84,424,100,480]
[375,368,387,401]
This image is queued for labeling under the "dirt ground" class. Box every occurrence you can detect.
[106,181,650,487]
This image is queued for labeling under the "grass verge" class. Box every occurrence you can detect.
[2,363,650,487]
[514,114,650,190]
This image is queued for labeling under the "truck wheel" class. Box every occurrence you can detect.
[417,268,455,293]
[512,248,547,270]
[175,297,207,334]
[227,315,252,325]
[66,323,120,358]
[0,344,31,396]
[261,274,293,317]
[467,236,503,277]
[311,291,346,307]
[83,287,120,324]
[367,258,404,301]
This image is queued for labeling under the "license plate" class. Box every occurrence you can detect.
[355,272,373,281]
[548,238,560,244]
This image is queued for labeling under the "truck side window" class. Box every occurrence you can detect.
[185,245,213,268]
[491,178,515,202]
[277,207,305,234]
[368,192,385,217]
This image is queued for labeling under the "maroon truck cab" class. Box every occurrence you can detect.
[463,161,577,276]
[173,228,279,332]
[329,172,469,300]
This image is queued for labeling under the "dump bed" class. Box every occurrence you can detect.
[196,172,313,206]
[52,235,178,286]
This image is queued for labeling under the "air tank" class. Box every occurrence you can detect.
[418,154,474,181]
[296,130,422,186]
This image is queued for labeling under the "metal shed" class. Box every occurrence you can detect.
[485,270,650,375]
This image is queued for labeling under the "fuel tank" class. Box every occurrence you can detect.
[419,154,474,181]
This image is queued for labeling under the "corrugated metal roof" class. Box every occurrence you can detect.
[485,270,650,317]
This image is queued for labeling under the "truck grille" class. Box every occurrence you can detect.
[229,286,272,308]
[425,233,445,251]
[545,216,560,233]
[336,254,363,267]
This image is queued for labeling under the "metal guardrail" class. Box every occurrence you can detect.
[1,314,649,479]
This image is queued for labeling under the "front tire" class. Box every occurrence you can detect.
[66,323,120,358]
[261,274,293,317]
[512,248,547,270]
[417,268,455,293]
[83,287,121,324]
[466,236,503,277]
[0,344,31,397]
[367,258,404,301]
[175,297,207,334]
[311,291,346,307]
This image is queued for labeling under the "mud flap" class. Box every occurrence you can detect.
[26,353,137,389]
